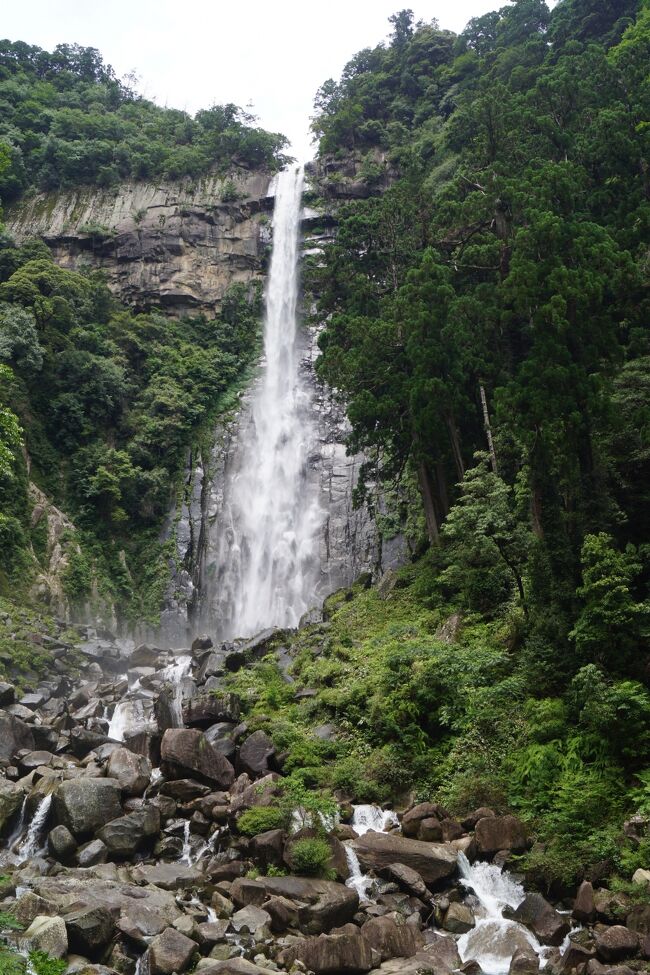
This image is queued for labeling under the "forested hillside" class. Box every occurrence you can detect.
[0,40,288,196]
[0,42,281,619]
[270,0,650,887]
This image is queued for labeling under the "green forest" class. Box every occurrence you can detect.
[1,0,650,897]
[273,0,650,889]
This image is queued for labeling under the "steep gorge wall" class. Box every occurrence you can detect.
[6,169,274,316]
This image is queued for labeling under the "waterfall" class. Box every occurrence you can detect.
[344,804,400,902]
[207,164,324,639]
[457,851,545,974]
[180,820,192,865]
[159,655,192,726]
[16,794,52,859]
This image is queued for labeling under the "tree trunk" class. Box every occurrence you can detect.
[417,461,439,543]
[479,384,498,474]
[446,412,465,481]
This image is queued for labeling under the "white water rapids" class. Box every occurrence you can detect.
[344,804,400,902]
[457,851,548,975]
[208,165,324,639]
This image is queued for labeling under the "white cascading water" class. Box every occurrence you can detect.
[16,794,52,859]
[344,804,400,902]
[457,851,545,974]
[211,165,324,639]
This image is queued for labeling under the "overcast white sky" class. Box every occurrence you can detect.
[4,0,526,160]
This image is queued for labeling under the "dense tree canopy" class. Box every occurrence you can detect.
[0,40,289,198]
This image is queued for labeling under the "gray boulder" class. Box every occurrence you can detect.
[96,806,161,857]
[475,815,528,854]
[0,779,24,832]
[53,777,122,838]
[149,926,197,975]
[64,904,116,957]
[362,913,424,961]
[0,710,34,761]
[278,929,376,974]
[161,728,235,788]
[106,747,152,796]
[237,730,275,778]
[510,893,570,947]
[595,927,639,963]
[22,916,68,958]
[48,824,77,862]
[351,831,457,884]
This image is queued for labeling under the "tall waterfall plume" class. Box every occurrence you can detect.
[207,165,324,638]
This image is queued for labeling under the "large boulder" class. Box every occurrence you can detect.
[443,902,475,934]
[402,803,449,838]
[106,747,152,796]
[351,831,457,885]
[573,881,597,923]
[0,779,24,832]
[48,824,77,863]
[130,862,203,890]
[509,947,540,975]
[64,904,116,957]
[361,913,424,962]
[183,693,240,728]
[53,778,122,838]
[161,729,235,788]
[254,876,359,934]
[595,927,639,962]
[0,710,34,761]
[475,815,528,854]
[96,806,161,857]
[510,893,570,946]
[237,730,275,778]
[149,927,196,975]
[230,905,271,938]
[278,930,376,974]
[22,916,68,958]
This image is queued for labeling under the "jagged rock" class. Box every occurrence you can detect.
[130,862,203,890]
[509,949,539,975]
[264,895,301,932]
[586,962,636,975]
[632,869,650,887]
[418,817,443,841]
[573,881,597,923]
[192,636,214,652]
[237,730,275,778]
[160,778,211,800]
[0,710,35,761]
[595,890,632,924]
[230,878,268,907]
[161,728,235,788]
[22,915,68,958]
[150,927,197,975]
[251,828,285,868]
[278,929,376,974]
[64,904,116,957]
[230,905,272,937]
[595,927,639,962]
[559,940,596,972]
[441,819,464,842]
[14,892,54,927]
[362,913,424,961]
[627,905,650,934]
[0,683,15,705]
[475,815,529,854]
[183,692,240,727]
[48,824,77,862]
[77,838,108,866]
[443,902,475,934]
[196,961,271,975]
[510,893,570,947]
[53,777,122,838]
[196,920,230,947]
[96,805,161,857]
[0,779,24,831]
[106,747,152,796]
[251,876,359,934]
[379,863,430,902]
[69,727,108,758]
[351,831,457,884]
[284,827,350,881]
[401,803,449,838]
[228,772,281,813]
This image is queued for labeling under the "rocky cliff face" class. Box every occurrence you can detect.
[6,169,274,316]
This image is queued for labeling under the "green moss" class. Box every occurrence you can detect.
[236,806,287,836]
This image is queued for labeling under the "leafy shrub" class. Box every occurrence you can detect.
[289,838,332,876]
[236,806,287,836]
[28,953,66,975]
